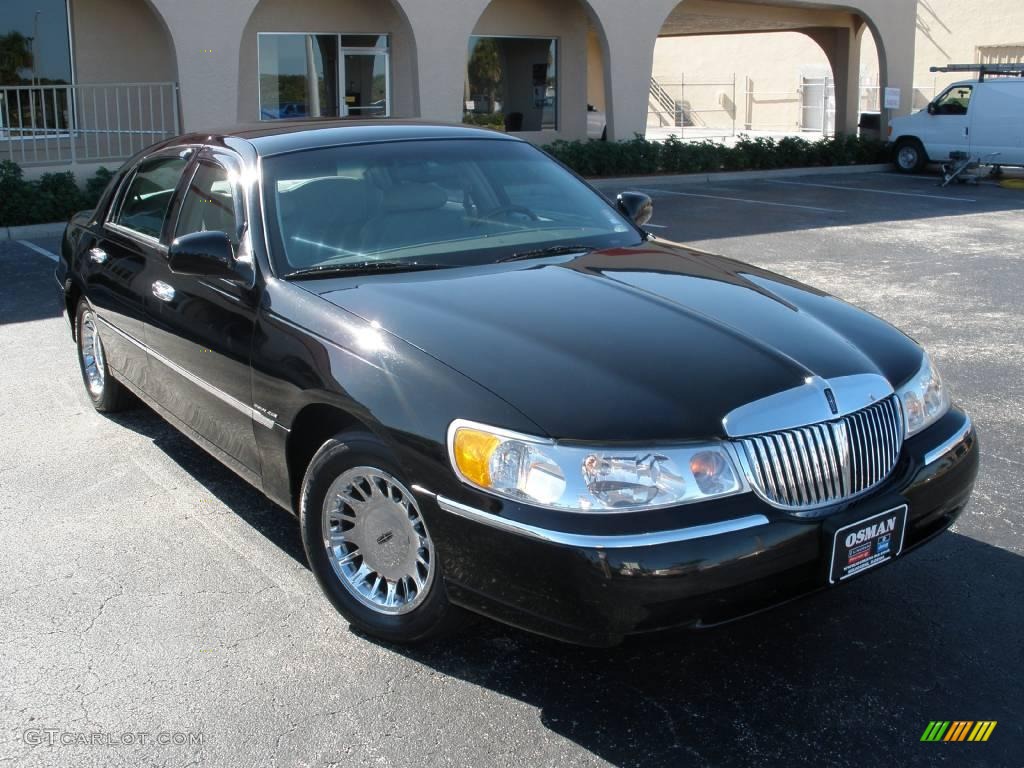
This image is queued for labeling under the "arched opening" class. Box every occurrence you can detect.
[237,0,418,123]
[649,0,882,141]
[70,0,177,85]
[464,0,611,140]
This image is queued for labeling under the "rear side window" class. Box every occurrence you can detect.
[174,162,240,246]
[113,155,189,239]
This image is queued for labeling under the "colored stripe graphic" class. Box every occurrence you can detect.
[921,721,950,741]
[945,721,972,741]
[921,721,996,742]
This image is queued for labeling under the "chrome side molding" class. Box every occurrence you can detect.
[433,494,769,549]
[95,314,277,430]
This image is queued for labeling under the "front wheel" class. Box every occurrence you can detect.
[75,300,131,412]
[299,431,464,644]
[894,139,927,173]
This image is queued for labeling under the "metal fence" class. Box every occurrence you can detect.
[0,82,180,167]
[648,74,940,139]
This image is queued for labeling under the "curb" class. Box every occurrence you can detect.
[588,163,894,188]
[3,222,67,241]
[2,222,67,240]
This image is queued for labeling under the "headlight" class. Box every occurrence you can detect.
[896,352,950,437]
[448,420,746,512]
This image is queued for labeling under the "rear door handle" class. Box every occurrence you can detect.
[152,281,176,303]
[88,247,108,264]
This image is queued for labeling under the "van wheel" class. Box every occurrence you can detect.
[894,139,927,173]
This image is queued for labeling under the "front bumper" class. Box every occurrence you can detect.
[420,408,978,646]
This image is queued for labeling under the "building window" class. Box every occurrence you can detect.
[0,0,72,86]
[258,33,389,120]
[976,45,1024,66]
[465,36,557,132]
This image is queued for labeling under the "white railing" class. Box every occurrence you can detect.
[648,74,940,140]
[0,82,180,166]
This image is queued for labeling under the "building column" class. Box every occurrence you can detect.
[805,25,862,136]
[150,0,258,131]
[588,0,679,141]
[400,0,489,123]
[855,0,916,135]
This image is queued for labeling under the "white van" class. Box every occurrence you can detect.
[889,76,1024,172]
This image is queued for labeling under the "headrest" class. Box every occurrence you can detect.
[382,183,447,213]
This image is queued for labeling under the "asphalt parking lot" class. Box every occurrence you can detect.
[1,169,1022,767]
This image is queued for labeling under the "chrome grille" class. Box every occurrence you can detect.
[737,396,904,512]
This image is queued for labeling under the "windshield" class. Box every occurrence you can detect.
[261,138,642,275]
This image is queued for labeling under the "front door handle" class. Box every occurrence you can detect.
[88,247,108,264]
[152,281,176,303]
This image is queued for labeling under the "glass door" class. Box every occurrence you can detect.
[341,36,389,117]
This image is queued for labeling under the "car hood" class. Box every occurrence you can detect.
[303,241,923,441]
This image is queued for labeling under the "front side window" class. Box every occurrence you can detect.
[258,33,390,120]
[113,155,189,240]
[933,85,973,115]
[465,37,557,132]
[261,139,640,274]
[174,162,239,246]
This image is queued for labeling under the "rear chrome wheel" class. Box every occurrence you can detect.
[322,467,435,615]
[75,300,131,413]
[79,309,106,396]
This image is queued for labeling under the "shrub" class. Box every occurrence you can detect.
[541,133,889,178]
[0,163,113,227]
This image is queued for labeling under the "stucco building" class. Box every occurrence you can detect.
[652,0,1024,135]
[1,0,921,175]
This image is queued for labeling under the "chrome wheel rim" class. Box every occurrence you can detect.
[322,467,435,615]
[80,310,106,396]
[897,146,918,170]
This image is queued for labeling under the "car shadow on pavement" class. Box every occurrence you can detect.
[100,402,1021,767]
[373,533,1023,768]
[105,402,309,569]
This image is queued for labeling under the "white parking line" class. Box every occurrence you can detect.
[644,223,668,229]
[766,179,976,202]
[17,240,59,262]
[639,188,843,214]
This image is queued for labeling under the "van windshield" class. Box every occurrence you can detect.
[261,139,642,276]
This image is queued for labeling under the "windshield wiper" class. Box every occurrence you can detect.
[283,261,448,280]
[497,245,596,263]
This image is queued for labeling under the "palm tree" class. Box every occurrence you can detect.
[0,31,34,86]
[467,38,503,115]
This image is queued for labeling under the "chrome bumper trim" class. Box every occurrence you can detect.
[924,415,973,466]
[433,494,769,549]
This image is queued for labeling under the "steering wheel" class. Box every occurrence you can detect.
[480,204,540,222]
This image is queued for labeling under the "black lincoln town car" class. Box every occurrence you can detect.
[56,121,979,646]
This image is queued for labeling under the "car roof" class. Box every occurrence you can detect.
[178,119,522,157]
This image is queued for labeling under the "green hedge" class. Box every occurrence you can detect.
[0,161,114,227]
[543,134,890,178]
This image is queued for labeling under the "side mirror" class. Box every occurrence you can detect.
[617,191,653,227]
[168,231,238,280]
[927,102,937,115]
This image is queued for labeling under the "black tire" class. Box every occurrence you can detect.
[299,431,464,644]
[894,138,927,173]
[75,300,132,413]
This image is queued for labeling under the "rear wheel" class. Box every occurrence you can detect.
[75,300,131,413]
[894,138,927,173]
[300,431,464,644]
